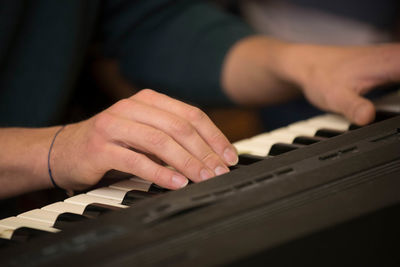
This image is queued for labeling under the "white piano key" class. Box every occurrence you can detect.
[245,140,279,154]
[269,132,300,143]
[251,127,288,139]
[64,194,128,208]
[109,179,151,192]
[306,114,350,131]
[233,139,271,157]
[42,202,86,215]
[0,217,59,233]
[251,128,299,144]
[18,209,61,227]
[87,187,127,202]
[0,225,14,240]
[287,121,320,136]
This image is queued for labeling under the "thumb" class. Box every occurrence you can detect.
[329,89,375,126]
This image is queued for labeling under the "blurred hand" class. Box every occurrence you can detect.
[287,43,400,125]
[51,89,237,190]
[222,36,400,125]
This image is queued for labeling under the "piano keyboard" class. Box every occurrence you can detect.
[0,110,391,244]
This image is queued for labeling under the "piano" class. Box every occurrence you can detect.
[0,90,399,266]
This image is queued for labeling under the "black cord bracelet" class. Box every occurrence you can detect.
[48,125,66,189]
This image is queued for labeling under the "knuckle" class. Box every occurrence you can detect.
[187,106,206,122]
[209,131,224,145]
[200,150,217,164]
[170,118,194,137]
[146,129,170,147]
[92,112,113,134]
[152,166,166,184]
[112,98,133,112]
[134,88,156,101]
[183,155,197,170]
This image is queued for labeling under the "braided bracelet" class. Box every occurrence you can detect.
[47,125,66,189]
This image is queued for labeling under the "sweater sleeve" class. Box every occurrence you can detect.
[100,0,254,106]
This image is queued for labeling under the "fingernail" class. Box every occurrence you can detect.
[224,147,238,166]
[200,168,214,181]
[172,174,188,189]
[215,165,229,176]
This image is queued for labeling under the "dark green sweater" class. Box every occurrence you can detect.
[0,0,252,127]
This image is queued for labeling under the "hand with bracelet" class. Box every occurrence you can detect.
[0,89,237,198]
[1,38,400,199]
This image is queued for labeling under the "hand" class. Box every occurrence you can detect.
[51,89,238,191]
[286,43,400,125]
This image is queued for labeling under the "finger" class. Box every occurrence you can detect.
[132,89,238,166]
[105,144,188,190]
[108,99,230,176]
[99,113,215,182]
[327,89,375,125]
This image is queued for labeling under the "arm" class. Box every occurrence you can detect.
[102,0,400,125]
[0,89,237,199]
[0,127,56,198]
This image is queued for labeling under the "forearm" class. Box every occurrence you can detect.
[0,127,56,198]
[221,35,302,105]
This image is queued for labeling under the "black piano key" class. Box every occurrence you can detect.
[148,184,169,193]
[293,136,326,145]
[53,213,90,229]
[315,129,344,138]
[268,143,305,156]
[122,190,157,206]
[229,164,248,171]
[10,227,53,242]
[238,154,266,165]
[374,110,399,122]
[348,124,360,130]
[83,203,123,218]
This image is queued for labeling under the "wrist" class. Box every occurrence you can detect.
[278,43,340,92]
[48,125,66,189]
[29,127,62,190]
[222,35,297,104]
[0,127,59,198]
[276,42,314,89]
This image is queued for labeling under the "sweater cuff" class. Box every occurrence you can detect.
[179,18,254,106]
